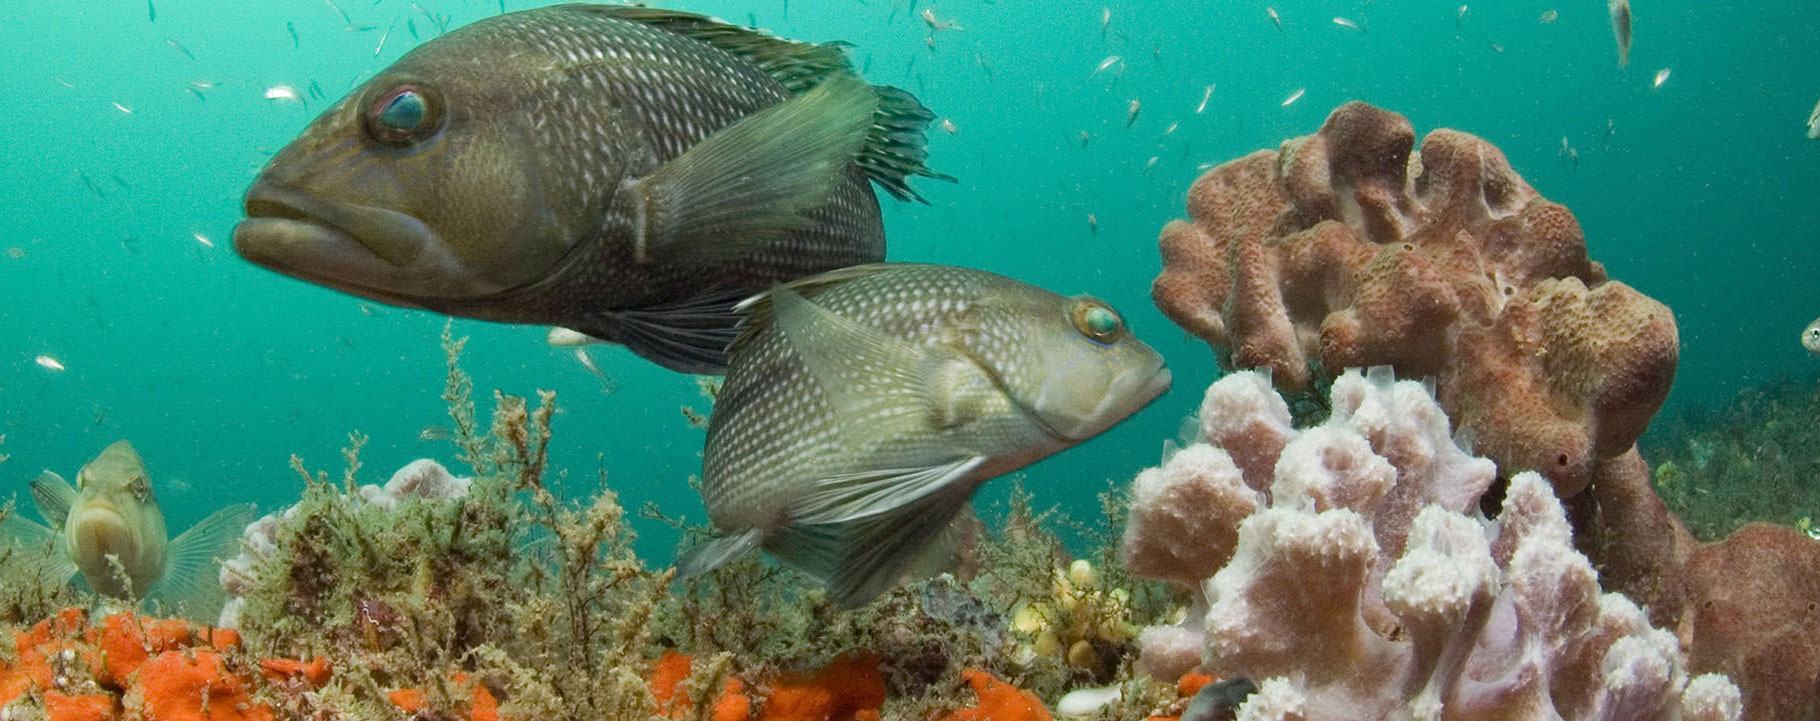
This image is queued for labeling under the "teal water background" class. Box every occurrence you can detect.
[2,0,1817,559]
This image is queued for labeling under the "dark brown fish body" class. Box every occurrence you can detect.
[235,6,945,372]
[1609,0,1632,68]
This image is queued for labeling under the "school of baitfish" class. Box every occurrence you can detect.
[12,4,1168,609]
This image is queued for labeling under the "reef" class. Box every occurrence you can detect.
[1152,101,1677,504]
[0,329,1216,721]
[1122,368,1741,721]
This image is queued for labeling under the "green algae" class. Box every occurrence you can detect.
[1644,370,1820,541]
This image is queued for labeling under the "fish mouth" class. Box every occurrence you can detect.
[235,184,456,300]
[69,504,134,563]
[1039,358,1172,442]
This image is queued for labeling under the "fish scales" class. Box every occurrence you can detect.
[704,268,1048,525]
[457,10,881,301]
[689,263,1170,605]
[236,6,943,373]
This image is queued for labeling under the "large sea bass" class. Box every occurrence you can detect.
[678,264,1171,606]
[234,5,947,373]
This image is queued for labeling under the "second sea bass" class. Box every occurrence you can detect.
[678,264,1171,606]
[1,441,253,617]
[234,6,947,373]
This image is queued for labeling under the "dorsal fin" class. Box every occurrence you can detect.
[575,5,954,202]
[580,6,853,93]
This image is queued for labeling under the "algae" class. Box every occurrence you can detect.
[3,328,1193,720]
[1643,370,1820,541]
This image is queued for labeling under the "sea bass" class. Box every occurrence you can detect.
[1804,316,1820,355]
[677,264,1171,606]
[234,6,948,373]
[2,441,252,615]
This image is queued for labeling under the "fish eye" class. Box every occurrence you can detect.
[362,84,443,147]
[1071,299,1124,344]
[131,476,150,499]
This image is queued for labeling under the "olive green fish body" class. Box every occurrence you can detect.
[683,264,1171,606]
[3,441,254,617]
[236,6,945,373]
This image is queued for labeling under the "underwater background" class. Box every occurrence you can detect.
[1,0,1817,559]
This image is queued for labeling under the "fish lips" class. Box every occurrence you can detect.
[235,184,471,301]
[1039,359,1173,442]
[68,503,135,564]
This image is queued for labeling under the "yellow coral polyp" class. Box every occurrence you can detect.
[1011,602,1051,635]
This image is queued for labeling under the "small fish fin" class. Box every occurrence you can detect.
[578,288,755,374]
[772,458,983,607]
[29,471,78,528]
[617,72,877,265]
[792,456,985,526]
[767,284,977,437]
[3,499,79,586]
[146,504,255,620]
[861,86,955,202]
[673,527,764,580]
[582,6,854,94]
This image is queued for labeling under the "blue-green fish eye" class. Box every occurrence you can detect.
[1072,300,1123,343]
[380,91,426,130]
[364,85,441,146]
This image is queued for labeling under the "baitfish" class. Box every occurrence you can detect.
[1609,0,1632,68]
[1803,317,1820,355]
[676,263,1171,606]
[1,441,253,616]
[233,5,949,374]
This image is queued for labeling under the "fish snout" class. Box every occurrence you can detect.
[1035,354,1171,441]
[235,183,491,301]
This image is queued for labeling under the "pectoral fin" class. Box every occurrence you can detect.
[146,503,255,620]
[767,283,975,439]
[617,73,878,264]
[1,505,77,586]
[29,471,77,528]
[770,455,984,607]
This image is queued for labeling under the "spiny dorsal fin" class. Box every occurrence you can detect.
[580,5,851,93]
[577,5,955,202]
